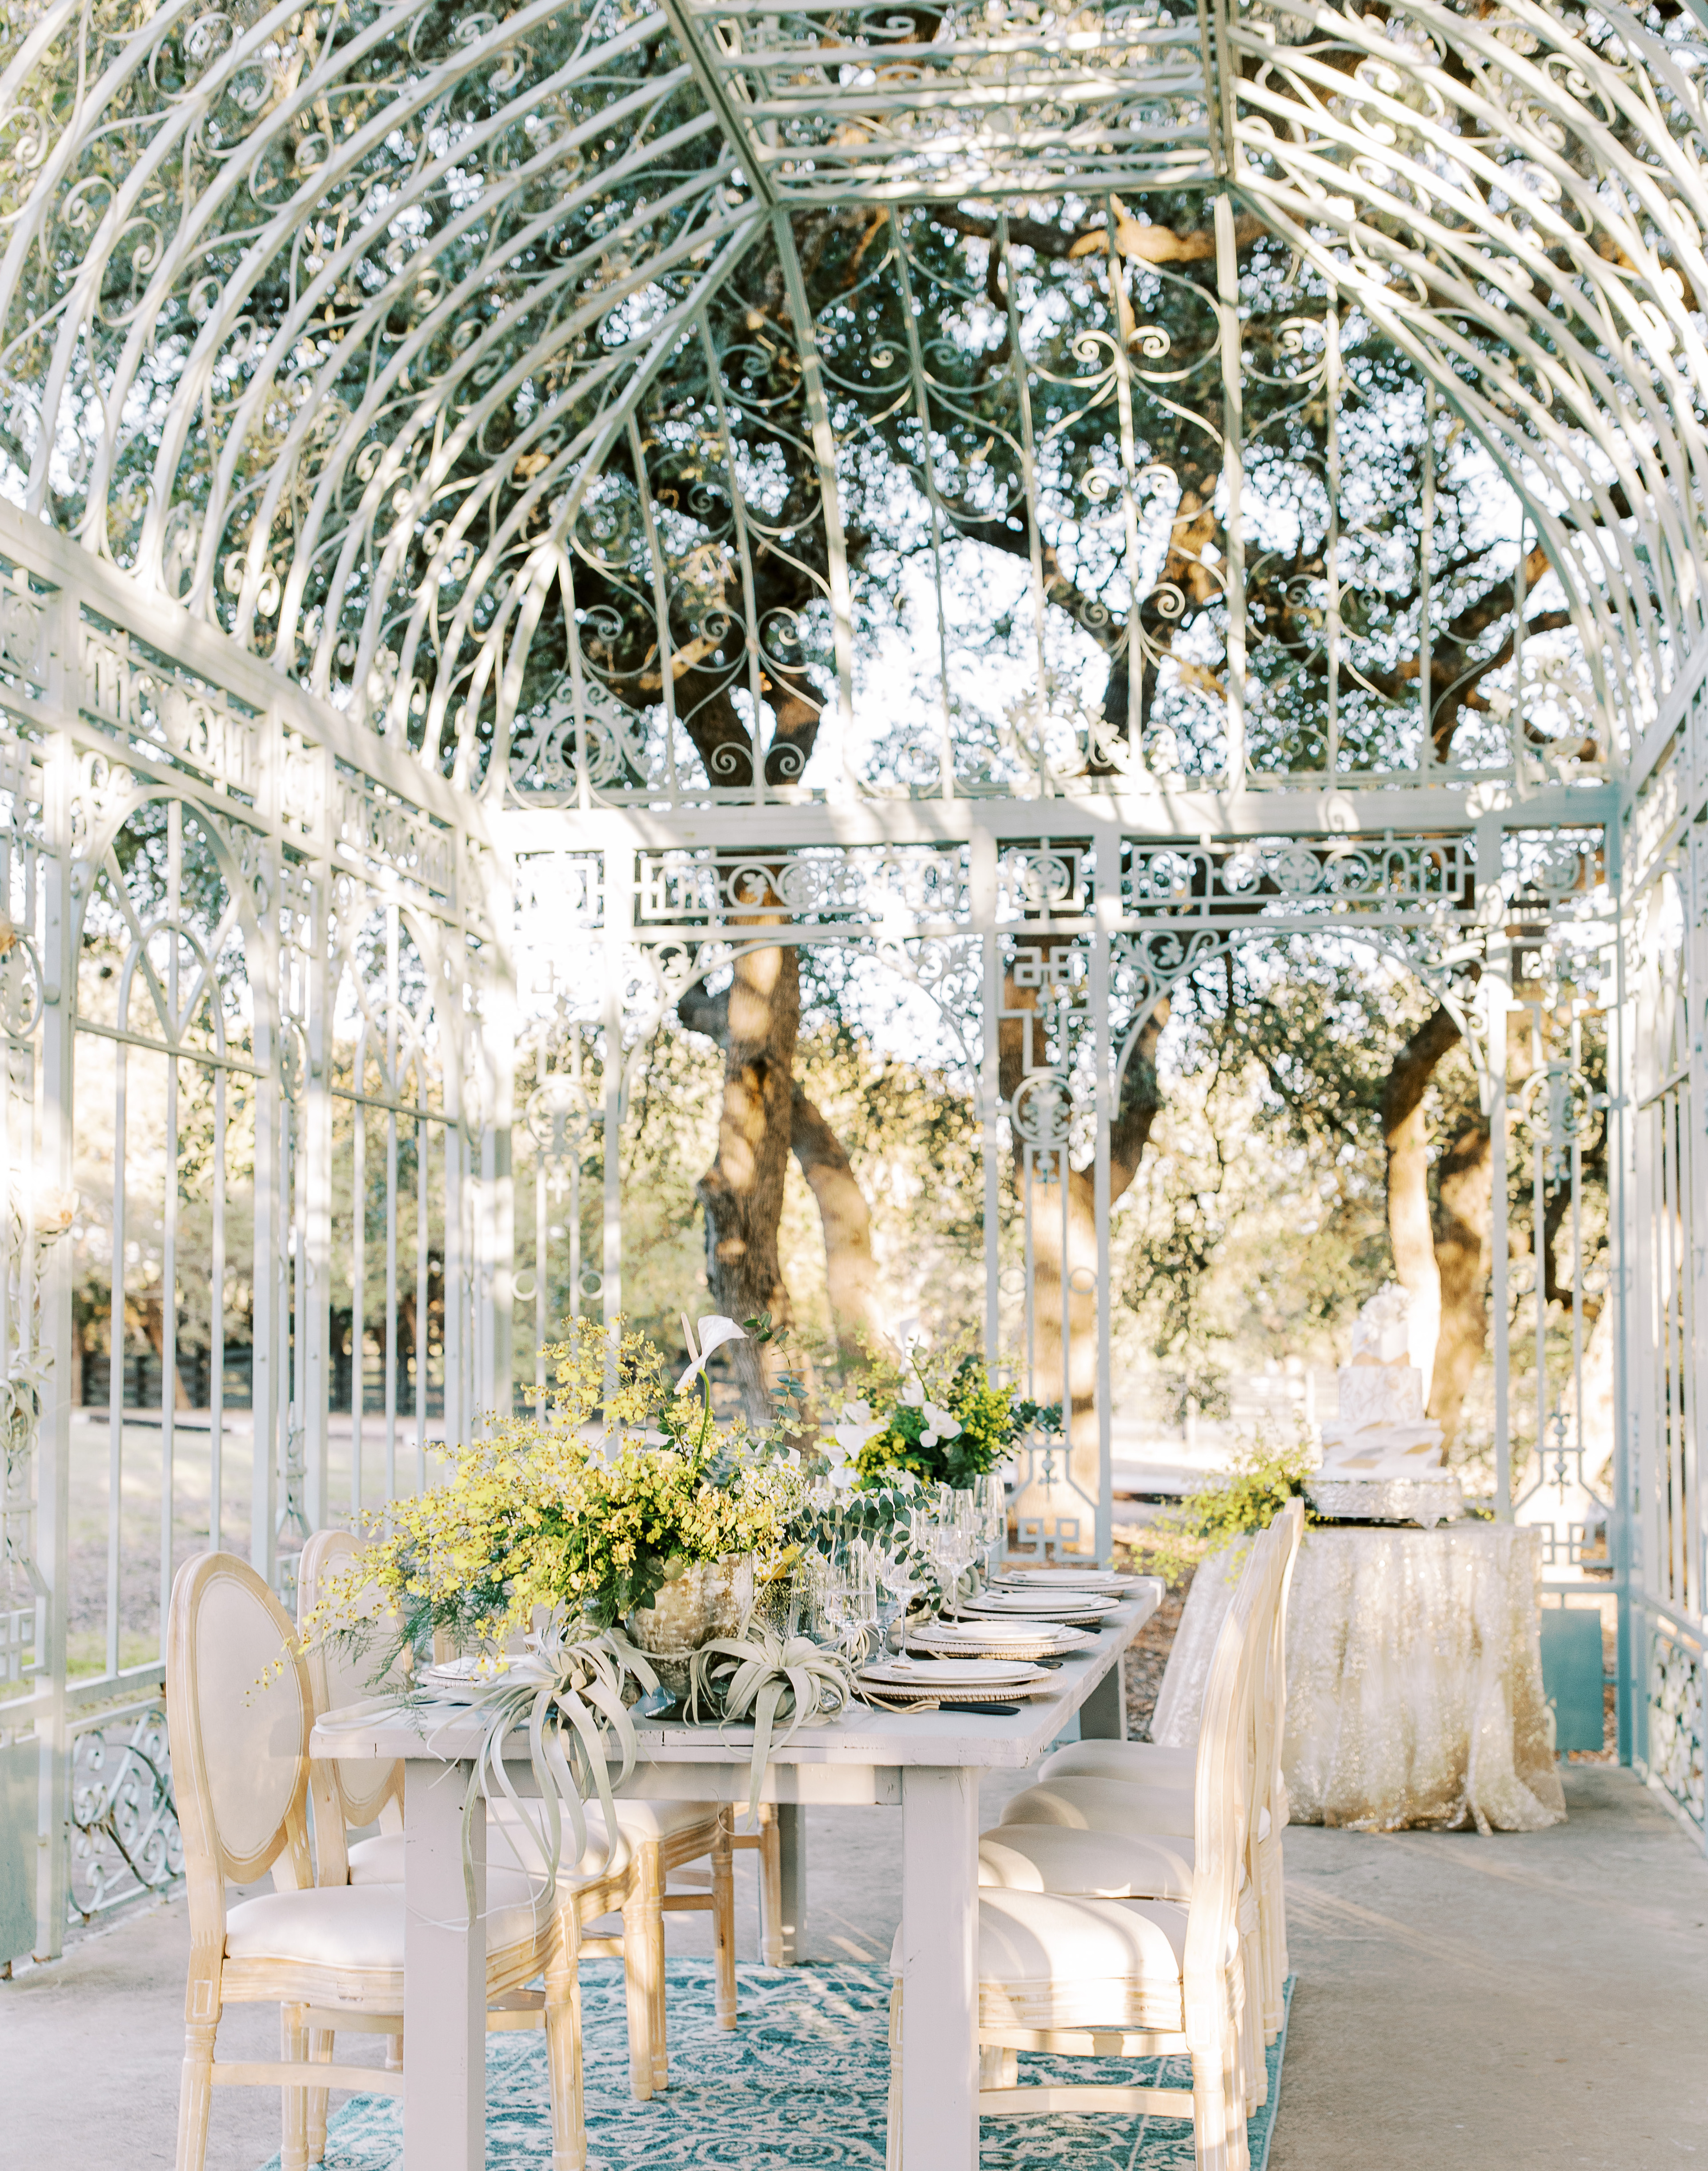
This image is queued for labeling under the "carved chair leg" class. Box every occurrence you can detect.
[280,2003,310,2171]
[712,1809,737,2030]
[647,1843,669,2091]
[544,1914,587,2171]
[174,2015,218,2171]
[307,2024,335,2163]
[1191,2043,1239,2171]
[978,2043,1017,2087]
[620,1843,662,2102]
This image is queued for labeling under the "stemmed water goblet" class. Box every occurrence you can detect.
[823,1534,878,1662]
[868,1538,921,1654]
[975,1473,1007,1582]
[926,1484,978,1619]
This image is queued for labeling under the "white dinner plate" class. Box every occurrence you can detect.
[859,1656,1046,1690]
[916,1619,1095,1650]
[421,1656,506,1701]
[993,1568,1143,1592]
[964,1591,1120,1617]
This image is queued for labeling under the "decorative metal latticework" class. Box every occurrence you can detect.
[0,0,1707,1963]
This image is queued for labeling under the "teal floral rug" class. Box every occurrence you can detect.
[258,1960,1292,2171]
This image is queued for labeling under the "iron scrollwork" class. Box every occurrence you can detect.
[67,1704,184,1923]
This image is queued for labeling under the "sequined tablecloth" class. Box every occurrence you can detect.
[1149,1525,1566,1833]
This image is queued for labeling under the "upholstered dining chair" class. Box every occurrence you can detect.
[295,1523,642,2143]
[300,1529,738,2100]
[165,1550,578,2171]
[977,1512,1290,2118]
[1012,1499,1305,2043]
[886,1530,1268,2171]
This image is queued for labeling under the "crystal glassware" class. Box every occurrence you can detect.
[975,1473,1007,1581]
[823,1534,878,1661]
[868,1538,921,1653]
[928,1484,978,1618]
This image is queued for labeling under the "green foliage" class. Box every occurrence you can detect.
[850,1343,1060,1491]
[1146,1429,1317,1586]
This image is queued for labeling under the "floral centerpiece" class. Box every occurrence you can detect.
[312,1315,799,1662]
[820,1322,1062,1494]
[291,1313,1065,1891]
[295,1314,837,1883]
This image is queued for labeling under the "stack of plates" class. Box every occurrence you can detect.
[857,1655,1053,1705]
[991,1567,1148,1596]
[911,1618,1094,1662]
[962,1588,1121,1626]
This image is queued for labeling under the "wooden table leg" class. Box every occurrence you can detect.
[775,1802,806,1966]
[898,1766,978,2171]
[404,1759,485,2171]
[1080,1649,1128,1740]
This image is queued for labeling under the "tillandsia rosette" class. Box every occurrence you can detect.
[685,1622,858,1830]
[443,1617,665,1923]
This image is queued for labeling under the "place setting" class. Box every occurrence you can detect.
[959,1585,1125,1626]
[854,1653,1058,1714]
[908,1616,1098,1663]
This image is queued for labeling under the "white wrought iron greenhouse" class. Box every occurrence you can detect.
[0,0,1705,1959]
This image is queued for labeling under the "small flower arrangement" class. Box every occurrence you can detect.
[826,1322,1062,1494]
[1144,1426,1316,1584]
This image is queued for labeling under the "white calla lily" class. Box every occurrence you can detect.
[822,1401,888,1488]
[898,1378,960,1447]
[918,1401,962,1449]
[676,1312,746,1395]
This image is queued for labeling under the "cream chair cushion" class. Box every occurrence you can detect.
[892,1889,1189,2034]
[348,1804,625,1888]
[1000,1775,1269,1843]
[978,1824,1196,1902]
[1040,1741,1198,1786]
[225,1879,544,1968]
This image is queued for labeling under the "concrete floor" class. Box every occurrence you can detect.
[3,1764,1702,2170]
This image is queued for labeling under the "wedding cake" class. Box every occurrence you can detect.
[1309,1286,1463,1524]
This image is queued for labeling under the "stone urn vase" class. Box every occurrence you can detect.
[625,1555,755,1700]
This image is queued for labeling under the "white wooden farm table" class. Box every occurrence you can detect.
[311,1581,1162,2171]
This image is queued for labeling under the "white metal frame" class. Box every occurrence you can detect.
[2,0,1708,1963]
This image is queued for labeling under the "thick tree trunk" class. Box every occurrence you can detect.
[1380,1005,1461,1384]
[678,972,886,1398]
[789,1084,887,1361]
[1430,1117,1493,1448]
[127,1295,192,1410]
[690,944,800,1422]
[998,982,1167,1534]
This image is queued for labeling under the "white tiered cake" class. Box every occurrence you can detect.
[1310,1286,1463,1524]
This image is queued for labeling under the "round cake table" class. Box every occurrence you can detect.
[1151,1522,1566,1833]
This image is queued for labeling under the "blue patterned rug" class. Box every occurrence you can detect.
[258,1960,1292,2170]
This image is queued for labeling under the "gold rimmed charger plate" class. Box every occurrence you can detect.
[961,1602,1117,1626]
[910,1629,1084,1661]
[857,1680,1055,1713]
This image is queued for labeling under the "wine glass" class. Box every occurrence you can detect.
[975,1474,1008,1581]
[823,1534,877,1661]
[928,1484,978,1619]
[869,1538,921,1654]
